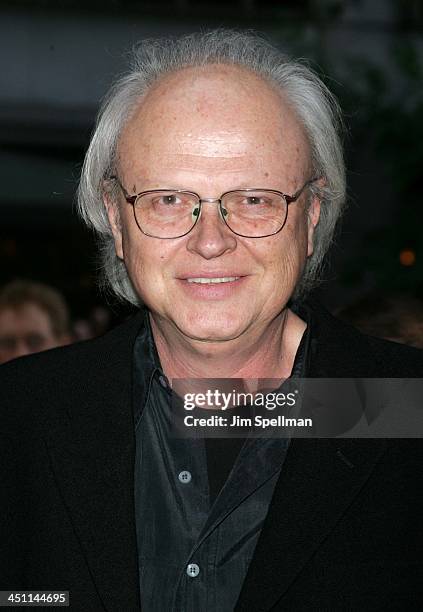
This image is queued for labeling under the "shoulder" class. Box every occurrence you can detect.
[0,311,145,430]
[304,299,423,377]
[0,310,144,379]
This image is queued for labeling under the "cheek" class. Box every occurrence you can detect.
[250,227,308,311]
[120,226,150,289]
[285,213,309,265]
[120,226,174,300]
[260,218,309,282]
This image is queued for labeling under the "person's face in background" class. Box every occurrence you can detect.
[0,301,68,364]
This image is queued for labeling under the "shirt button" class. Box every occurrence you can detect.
[186,563,200,577]
[178,470,192,484]
[158,375,168,388]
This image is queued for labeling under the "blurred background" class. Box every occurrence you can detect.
[0,0,422,342]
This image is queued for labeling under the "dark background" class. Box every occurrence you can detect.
[1,0,422,324]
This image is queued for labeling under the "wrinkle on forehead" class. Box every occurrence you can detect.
[177,132,252,157]
[117,64,311,186]
[157,153,253,170]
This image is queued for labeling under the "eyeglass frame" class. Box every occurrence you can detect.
[109,175,320,239]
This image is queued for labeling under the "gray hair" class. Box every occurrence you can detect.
[77,29,346,305]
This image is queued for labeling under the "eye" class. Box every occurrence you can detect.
[0,336,16,351]
[240,194,273,206]
[26,334,45,350]
[158,193,181,206]
[245,196,264,205]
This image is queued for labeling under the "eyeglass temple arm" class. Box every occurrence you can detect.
[109,175,137,205]
[285,177,320,205]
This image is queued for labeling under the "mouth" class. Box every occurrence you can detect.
[186,276,240,284]
[177,274,246,299]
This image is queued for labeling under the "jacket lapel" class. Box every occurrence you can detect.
[45,314,144,612]
[235,437,387,610]
[236,300,391,610]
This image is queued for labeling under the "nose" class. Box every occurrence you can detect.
[186,200,237,259]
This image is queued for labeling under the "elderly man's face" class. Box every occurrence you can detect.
[107,65,320,342]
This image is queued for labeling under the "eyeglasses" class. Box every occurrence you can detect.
[110,176,319,239]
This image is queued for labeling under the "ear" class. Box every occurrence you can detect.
[103,190,124,260]
[306,179,324,257]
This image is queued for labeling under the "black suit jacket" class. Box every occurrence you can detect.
[1,302,423,611]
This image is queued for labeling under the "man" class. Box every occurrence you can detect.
[0,279,70,364]
[1,30,422,611]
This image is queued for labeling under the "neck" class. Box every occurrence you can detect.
[149,308,306,383]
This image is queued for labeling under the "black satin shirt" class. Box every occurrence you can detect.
[133,307,311,611]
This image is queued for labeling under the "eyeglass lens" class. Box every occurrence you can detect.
[133,190,288,238]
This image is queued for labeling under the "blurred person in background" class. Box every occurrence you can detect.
[72,306,113,342]
[0,279,70,364]
[337,292,423,348]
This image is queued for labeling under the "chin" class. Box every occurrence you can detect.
[175,312,248,343]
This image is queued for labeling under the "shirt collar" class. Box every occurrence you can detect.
[133,304,313,423]
[290,300,314,378]
[133,310,164,426]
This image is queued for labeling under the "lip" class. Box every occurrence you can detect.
[177,272,247,280]
[176,274,248,299]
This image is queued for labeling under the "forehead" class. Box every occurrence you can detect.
[117,64,311,182]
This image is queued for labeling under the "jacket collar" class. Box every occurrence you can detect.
[45,311,145,612]
[236,299,389,609]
